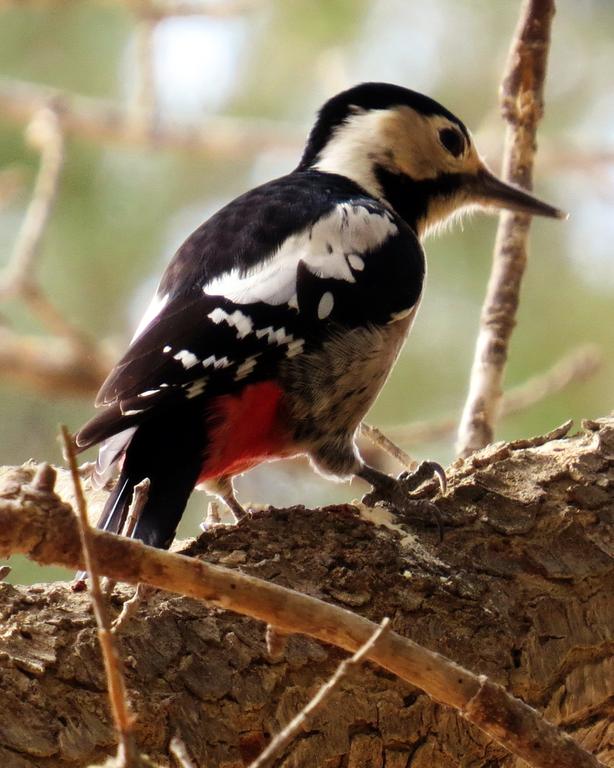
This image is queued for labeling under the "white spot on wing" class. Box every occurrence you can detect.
[173,349,199,369]
[347,254,365,271]
[255,325,294,346]
[202,354,232,369]
[207,307,253,339]
[317,291,334,320]
[202,203,397,306]
[132,292,169,342]
[163,345,172,353]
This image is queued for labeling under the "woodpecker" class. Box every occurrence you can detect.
[76,82,564,549]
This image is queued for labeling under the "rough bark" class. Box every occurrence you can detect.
[0,418,612,768]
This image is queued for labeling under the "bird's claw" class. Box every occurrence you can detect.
[398,460,447,496]
[361,461,447,541]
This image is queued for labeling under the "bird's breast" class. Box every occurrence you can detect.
[280,310,417,444]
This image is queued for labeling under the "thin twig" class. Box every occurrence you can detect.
[124,477,151,539]
[130,1,158,131]
[0,107,64,296]
[60,426,139,765]
[112,583,154,633]
[249,619,391,768]
[360,422,417,471]
[0,493,604,768]
[386,344,601,448]
[456,0,557,458]
[0,77,300,158]
[0,328,112,395]
[0,106,103,353]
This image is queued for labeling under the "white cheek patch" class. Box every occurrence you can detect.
[132,292,169,342]
[202,203,397,307]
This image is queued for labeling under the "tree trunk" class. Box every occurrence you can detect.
[0,418,612,768]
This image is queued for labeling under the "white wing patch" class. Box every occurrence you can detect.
[208,307,254,339]
[202,354,232,369]
[132,292,169,342]
[317,291,334,320]
[255,325,294,346]
[202,203,397,306]
[173,349,200,369]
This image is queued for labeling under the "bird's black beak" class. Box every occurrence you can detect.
[470,167,567,220]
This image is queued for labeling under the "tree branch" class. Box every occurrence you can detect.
[2,418,611,768]
[386,344,601,449]
[456,0,557,457]
[0,77,300,158]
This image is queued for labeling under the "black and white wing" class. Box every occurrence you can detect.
[76,176,425,459]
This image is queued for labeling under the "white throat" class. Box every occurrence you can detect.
[312,110,388,199]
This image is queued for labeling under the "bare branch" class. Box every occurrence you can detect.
[0,77,300,158]
[129,0,159,132]
[60,426,140,765]
[249,619,391,768]
[387,344,601,447]
[124,477,151,538]
[0,107,64,296]
[360,422,417,471]
[0,328,112,395]
[0,471,605,768]
[456,0,557,458]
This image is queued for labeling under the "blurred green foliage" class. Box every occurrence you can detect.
[1,0,612,584]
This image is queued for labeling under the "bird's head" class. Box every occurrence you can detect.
[299,82,565,237]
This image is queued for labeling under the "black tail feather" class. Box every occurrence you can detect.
[94,406,205,550]
[95,475,132,536]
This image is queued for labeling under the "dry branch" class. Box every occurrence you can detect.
[0,329,112,395]
[0,107,114,396]
[0,108,64,297]
[0,78,300,158]
[2,418,613,767]
[457,0,557,457]
[61,428,140,765]
[387,344,601,448]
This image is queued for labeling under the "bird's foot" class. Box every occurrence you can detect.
[360,461,447,541]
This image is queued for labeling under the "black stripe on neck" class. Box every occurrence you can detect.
[375,166,464,232]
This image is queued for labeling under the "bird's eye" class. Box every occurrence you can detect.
[439,127,465,158]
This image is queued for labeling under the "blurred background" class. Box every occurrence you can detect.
[0,0,612,583]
